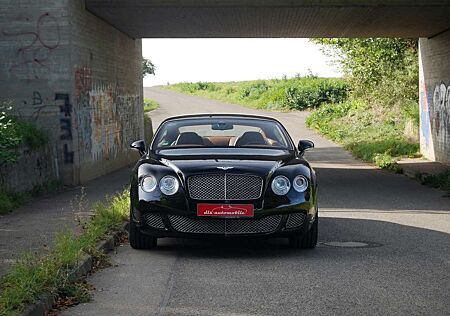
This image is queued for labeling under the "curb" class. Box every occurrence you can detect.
[21,222,129,316]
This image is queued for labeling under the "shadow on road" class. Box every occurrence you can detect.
[144,217,450,260]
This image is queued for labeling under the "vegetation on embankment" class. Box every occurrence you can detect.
[0,190,129,315]
[419,171,450,197]
[0,103,49,214]
[307,38,420,169]
[144,98,159,112]
[165,76,349,111]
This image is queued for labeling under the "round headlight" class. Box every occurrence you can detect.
[271,175,291,195]
[140,175,157,193]
[293,175,309,192]
[159,175,179,195]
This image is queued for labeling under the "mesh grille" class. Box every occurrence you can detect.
[143,213,165,229]
[168,215,282,234]
[285,213,306,229]
[187,174,263,200]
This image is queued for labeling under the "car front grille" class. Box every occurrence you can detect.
[187,174,263,200]
[168,215,282,234]
[285,212,307,229]
[143,213,165,229]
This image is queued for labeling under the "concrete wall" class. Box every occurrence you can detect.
[0,0,143,185]
[419,31,450,165]
[0,144,57,193]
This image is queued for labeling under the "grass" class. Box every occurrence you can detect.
[165,76,349,111]
[0,190,129,315]
[144,98,159,112]
[0,181,61,215]
[306,100,419,170]
[419,171,450,196]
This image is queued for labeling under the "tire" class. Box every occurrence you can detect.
[288,214,318,249]
[129,220,157,249]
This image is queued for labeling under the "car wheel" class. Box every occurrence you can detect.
[288,214,318,249]
[129,220,157,250]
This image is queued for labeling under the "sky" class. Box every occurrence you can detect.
[142,38,341,87]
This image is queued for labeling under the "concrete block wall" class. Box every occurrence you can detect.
[0,0,143,185]
[419,31,450,165]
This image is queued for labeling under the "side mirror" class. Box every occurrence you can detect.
[298,140,314,155]
[130,140,146,156]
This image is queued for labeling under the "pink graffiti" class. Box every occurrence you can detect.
[2,12,60,80]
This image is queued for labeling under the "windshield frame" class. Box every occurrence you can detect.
[149,115,295,153]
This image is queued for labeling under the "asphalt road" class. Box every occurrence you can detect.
[64,87,450,316]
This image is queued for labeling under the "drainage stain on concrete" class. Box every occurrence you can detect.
[321,241,382,248]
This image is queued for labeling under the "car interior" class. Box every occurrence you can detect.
[173,130,283,147]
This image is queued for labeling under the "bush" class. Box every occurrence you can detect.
[0,104,47,166]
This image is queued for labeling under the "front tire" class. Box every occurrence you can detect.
[288,214,318,249]
[129,220,157,249]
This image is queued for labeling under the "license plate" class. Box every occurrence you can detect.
[197,204,254,218]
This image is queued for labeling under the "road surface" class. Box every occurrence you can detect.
[64,87,450,316]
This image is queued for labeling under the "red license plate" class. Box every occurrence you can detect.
[197,204,254,218]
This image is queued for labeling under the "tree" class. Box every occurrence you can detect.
[311,38,418,105]
[142,58,156,76]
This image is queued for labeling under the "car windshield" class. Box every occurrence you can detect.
[153,117,291,150]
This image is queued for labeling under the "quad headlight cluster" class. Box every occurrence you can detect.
[140,175,179,195]
[271,175,308,195]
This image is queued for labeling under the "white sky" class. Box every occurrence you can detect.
[142,38,341,87]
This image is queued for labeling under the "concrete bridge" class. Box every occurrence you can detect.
[1,0,449,185]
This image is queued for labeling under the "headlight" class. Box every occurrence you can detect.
[140,175,157,192]
[159,175,179,195]
[293,175,308,192]
[271,175,291,195]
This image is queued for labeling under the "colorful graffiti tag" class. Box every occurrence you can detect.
[74,67,142,163]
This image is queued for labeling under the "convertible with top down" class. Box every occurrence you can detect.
[129,114,318,249]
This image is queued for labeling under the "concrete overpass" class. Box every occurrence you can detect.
[85,0,450,38]
[0,0,449,185]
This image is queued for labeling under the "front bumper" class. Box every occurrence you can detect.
[133,202,315,238]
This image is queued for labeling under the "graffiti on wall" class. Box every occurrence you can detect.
[55,93,74,164]
[431,83,450,150]
[1,12,60,80]
[74,67,142,163]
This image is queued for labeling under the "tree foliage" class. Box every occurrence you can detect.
[142,58,156,76]
[311,38,418,105]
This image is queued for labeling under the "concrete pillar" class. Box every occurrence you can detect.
[0,0,143,184]
[419,31,450,165]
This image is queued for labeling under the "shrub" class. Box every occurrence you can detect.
[0,104,47,166]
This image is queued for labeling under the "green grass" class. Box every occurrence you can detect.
[143,98,159,112]
[306,100,419,169]
[0,181,61,215]
[420,171,450,196]
[165,76,349,111]
[0,191,129,315]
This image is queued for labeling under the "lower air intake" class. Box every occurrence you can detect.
[168,215,282,234]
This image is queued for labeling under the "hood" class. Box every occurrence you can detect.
[164,159,284,179]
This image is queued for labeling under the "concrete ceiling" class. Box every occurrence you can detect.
[85,0,450,38]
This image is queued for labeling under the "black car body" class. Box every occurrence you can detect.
[129,114,318,249]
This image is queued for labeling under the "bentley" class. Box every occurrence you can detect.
[129,114,318,249]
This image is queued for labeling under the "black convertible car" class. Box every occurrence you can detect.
[129,114,318,249]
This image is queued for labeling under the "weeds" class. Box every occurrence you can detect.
[143,98,159,112]
[306,100,419,169]
[419,171,450,197]
[0,190,129,315]
[0,181,61,215]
